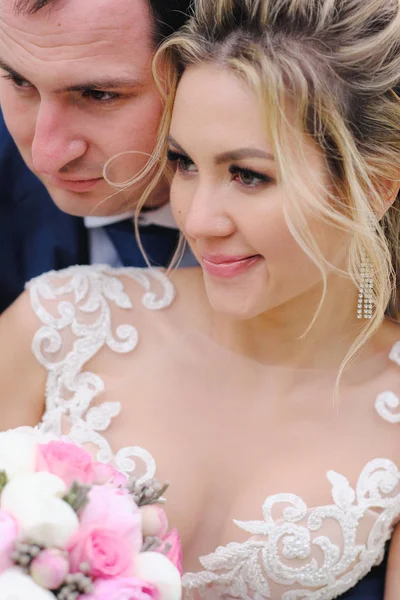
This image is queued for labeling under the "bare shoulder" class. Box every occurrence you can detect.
[116,266,210,337]
[0,265,205,432]
[372,318,400,356]
[0,265,106,430]
[0,289,47,429]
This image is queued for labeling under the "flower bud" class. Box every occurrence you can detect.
[140,505,169,539]
[31,549,69,590]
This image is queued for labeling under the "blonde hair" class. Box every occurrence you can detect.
[129,0,400,372]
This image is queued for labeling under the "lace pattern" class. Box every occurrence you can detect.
[182,343,400,599]
[182,459,400,599]
[374,341,400,424]
[27,265,400,599]
[27,265,174,481]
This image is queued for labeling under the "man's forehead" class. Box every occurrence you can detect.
[0,0,153,50]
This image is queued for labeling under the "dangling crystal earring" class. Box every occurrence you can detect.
[357,252,373,319]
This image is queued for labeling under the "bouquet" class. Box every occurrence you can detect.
[0,428,182,600]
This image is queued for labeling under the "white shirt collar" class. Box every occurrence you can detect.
[84,202,177,230]
[84,211,135,229]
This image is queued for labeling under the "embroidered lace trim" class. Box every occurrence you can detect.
[182,458,400,599]
[375,341,400,424]
[27,265,174,483]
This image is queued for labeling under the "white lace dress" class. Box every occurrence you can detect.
[26,265,400,600]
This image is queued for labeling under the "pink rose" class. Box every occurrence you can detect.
[36,441,95,488]
[158,529,183,576]
[83,577,160,600]
[67,525,134,579]
[67,485,142,578]
[37,441,127,490]
[0,509,18,573]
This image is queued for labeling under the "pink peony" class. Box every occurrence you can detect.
[83,577,160,600]
[79,485,142,545]
[30,548,69,590]
[0,509,19,573]
[158,529,183,576]
[67,485,142,578]
[36,441,95,488]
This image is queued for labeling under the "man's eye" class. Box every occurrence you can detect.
[82,90,120,102]
[2,73,33,89]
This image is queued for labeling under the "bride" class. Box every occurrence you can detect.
[0,0,400,597]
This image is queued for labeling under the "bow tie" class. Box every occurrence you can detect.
[104,219,180,268]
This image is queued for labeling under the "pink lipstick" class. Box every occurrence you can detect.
[202,254,262,278]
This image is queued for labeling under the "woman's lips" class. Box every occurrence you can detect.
[201,254,262,278]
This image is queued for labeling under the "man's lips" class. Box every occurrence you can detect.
[201,253,263,278]
[47,175,103,192]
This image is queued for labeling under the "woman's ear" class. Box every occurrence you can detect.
[374,178,400,220]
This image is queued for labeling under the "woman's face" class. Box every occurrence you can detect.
[168,64,347,319]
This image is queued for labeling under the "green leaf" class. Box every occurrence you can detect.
[63,481,91,513]
[0,470,8,494]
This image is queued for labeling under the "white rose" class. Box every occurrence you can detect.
[1,473,79,548]
[133,552,182,600]
[0,568,55,600]
[0,428,49,480]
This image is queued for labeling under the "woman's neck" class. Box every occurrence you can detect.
[207,276,378,371]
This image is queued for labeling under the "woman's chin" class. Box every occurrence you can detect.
[205,288,268,320]
[202,262,270,319]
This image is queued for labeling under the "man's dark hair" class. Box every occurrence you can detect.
[148,0,193,44]
[13,0,193,44]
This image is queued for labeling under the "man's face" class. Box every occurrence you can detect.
[0,0,166,216]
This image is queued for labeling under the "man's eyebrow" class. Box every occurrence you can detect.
[0,59,141,92]
[167,136,275,163]
[62,77,143,93]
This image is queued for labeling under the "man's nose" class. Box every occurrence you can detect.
[31,101,88,176]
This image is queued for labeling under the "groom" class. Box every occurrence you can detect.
[0,0,192,313]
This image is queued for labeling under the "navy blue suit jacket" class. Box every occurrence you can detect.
[0,113,88,313]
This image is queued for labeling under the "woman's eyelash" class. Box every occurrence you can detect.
[166,150,196,174]
[229,165,272,183]
[166,149,273,186]
[167,149,189,162]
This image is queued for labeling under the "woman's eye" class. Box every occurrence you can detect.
[229,166,271,188]
[167,150,197,174]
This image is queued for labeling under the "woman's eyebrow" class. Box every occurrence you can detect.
[214,148,275,164]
